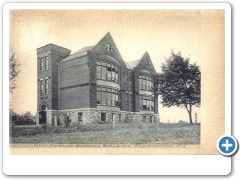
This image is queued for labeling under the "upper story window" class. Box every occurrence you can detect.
[40,57,44,71]
[125,91,133,105]
[40,77,50,96]
[139,74,154,91]
[144,60,151,67]
[105,43,114,53]
[96,61,120,83]
[40,79,44,94]
[45,79,49,94]
[126,70,133,83]
[45,56,49,70]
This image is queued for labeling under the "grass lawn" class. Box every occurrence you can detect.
[10,123,200,145]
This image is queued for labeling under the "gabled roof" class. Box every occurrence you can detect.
[61,46,93,62]
[125,60,141,69]
[71,46,94,55]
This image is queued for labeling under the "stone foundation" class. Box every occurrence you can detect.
[124,111,159,123]
[36,108,159,125]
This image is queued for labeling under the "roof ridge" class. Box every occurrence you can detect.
[71,46,93,55]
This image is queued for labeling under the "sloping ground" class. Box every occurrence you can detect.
[10,123,200,145]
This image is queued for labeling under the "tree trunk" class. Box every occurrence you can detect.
[185,104,193,124]
[188,105,193,124]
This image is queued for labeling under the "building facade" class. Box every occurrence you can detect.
[36,32,159,125]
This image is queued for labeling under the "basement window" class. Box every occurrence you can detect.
[78,113,83,122]
[101,113,106,122]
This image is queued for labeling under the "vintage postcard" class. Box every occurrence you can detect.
[3,2,231,175]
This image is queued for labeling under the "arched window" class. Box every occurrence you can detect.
[41,105,48,111]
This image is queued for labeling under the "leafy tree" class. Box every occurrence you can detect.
[10,110,36,126]
[9,50,20,93]
[156,52,201,124]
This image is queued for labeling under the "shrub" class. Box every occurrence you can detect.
[57,112,72,127]
[10,110,36,126]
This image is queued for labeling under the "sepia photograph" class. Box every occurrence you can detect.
[7,5,225,155]
[3,2,233,176]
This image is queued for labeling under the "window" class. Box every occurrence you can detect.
[101,113,106,122]
[105,44,114,52]
[116,67,119,83]
[102,66,107,80]
[139,96,143,110]
[107,88,112,106]
[112,89,116,106]
[107,64,112,81]
[111,65,116,81]
[142,116,146,123]
[140,95,154,111]
[150,116,152,123]
[96,61,119,83]
[126,91,129,104]
[45,79,49,94]
[78,113,83,122]
[116,93,119,106]
[97,86,120,107]
[149,81,152,91]
[40,57,44,71]
[146,97,150,110]
[139,74,153,91]
[143,98,147,109]
[151,97,154,110]
[97,89,101,104]
[143,79,146,90]
[102,87,107,105]
[139,78,143,89]
[40,80,44,94]
[45,56,49,70]
[97,66,101,79]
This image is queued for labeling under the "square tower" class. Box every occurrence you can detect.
[36,44,71,125]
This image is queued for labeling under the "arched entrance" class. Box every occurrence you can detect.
[39,105,47,124]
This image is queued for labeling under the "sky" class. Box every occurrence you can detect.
[8,9,222,123]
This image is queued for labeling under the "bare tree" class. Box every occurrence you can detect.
[9,50,20,93]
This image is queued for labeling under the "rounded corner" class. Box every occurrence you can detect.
[224,3,232,11]
[2,2,10,10]
[2,169,10,176]
[225,165,232,176]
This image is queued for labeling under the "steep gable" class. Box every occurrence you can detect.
[135,52,156,73]
[90,32,125,66]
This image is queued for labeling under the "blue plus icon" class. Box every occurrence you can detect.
[217,135,238,156]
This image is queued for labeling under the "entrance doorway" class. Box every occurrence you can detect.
[39,105,47,124]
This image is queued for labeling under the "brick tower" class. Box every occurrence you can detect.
[36,44,71,125]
